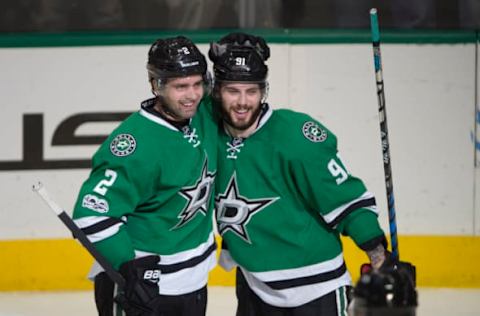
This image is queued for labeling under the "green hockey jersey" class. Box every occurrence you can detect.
[215,104,384,307]
[72,97,218,295]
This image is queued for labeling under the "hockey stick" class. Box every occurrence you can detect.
[369,8,400,262]
[32,182,126,289]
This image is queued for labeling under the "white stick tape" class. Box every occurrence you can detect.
[32,182,64,215]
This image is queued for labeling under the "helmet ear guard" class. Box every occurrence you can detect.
[203,70,213,95]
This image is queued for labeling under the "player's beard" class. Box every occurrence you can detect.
[222,103,263,132]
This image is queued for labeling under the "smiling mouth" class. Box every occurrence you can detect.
[180,101,197,109]
[233,107,250,117]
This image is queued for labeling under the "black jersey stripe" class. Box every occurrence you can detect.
[328,197,376,228]
[359,234,387,251]
[81,217,124,235]
[158,242,217,274]
[265,261,347,290]
[221,239,229,250]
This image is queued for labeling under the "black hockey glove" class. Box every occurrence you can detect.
[353,262,418,313]
[114,255,161,316]
[380,252,417,288]
[361,250,417,288]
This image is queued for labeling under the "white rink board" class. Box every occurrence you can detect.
[288,44,475,235]
[0,43,476,239]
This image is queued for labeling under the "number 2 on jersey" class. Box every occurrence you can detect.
[93,169,118,195]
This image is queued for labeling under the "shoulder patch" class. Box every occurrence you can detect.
[302,121,327,142]
[110,133,137,157]
[82,194,109,213]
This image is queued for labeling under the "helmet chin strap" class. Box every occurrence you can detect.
[151,82,172,117]
[261,82,269,103]
[153,94,175,119]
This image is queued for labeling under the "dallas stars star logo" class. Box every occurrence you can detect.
[173,158,216,229]
[215,173,279,243]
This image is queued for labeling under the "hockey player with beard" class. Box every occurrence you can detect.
[209,32,394,316]
[72,36,218,316]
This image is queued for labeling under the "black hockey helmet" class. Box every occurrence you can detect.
[208,32,269,83]
[351,266,418,316]
[147,36,207,81]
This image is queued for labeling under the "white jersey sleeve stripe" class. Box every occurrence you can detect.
[323,191,377,226]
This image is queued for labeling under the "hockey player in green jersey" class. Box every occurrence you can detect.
[209,32,391,315]
[72,36,218,316]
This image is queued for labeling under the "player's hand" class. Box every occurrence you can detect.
[381,255,417,288]
[361,251,417,287]
[365,244,387,270]
[114,255,161,315]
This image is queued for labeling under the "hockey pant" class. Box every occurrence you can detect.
[94,271,207,316]
[235,268,350,316]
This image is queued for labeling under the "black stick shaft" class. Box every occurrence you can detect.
[33,182,126,288]
[370,8,400,262]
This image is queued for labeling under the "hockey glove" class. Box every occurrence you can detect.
[353,263,418,313]
[361,249,417,288]
[380,252,417,288]
[115,255,161,316]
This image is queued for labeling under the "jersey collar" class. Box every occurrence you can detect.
[139,98,191,131]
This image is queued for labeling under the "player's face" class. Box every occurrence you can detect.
[156,75,204,121]
[219,82,263,136]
